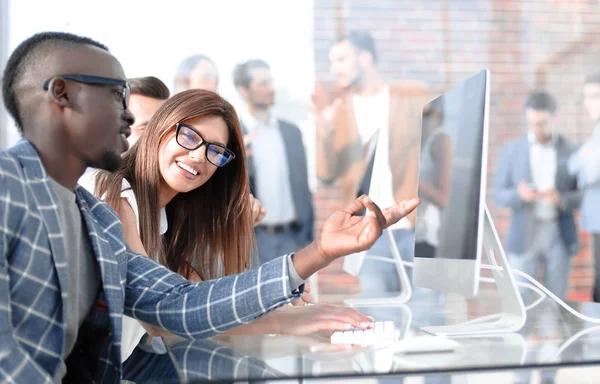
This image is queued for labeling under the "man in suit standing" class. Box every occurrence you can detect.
[495,91,581,301]
[233,59,314,265]
[568,72,600,302]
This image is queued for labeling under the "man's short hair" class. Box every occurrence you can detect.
[128,76,170,100]
[524,91,557,114]
[585,71,600,85]
[2,32,108,132]
[232,59,270,90]
[337,30,378,64]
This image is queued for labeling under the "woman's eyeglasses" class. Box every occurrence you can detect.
[175,123,235,167]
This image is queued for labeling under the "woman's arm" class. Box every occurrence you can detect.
[117,199,175,338]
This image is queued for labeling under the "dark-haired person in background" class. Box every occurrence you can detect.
[495,91,581,305]
[0,31,419,382]
[568,72,600,302]
[233,59,314,265]
[127,76,170,146]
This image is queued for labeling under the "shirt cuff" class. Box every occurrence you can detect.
[287,253,305,292]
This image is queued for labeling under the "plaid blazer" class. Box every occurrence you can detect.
[0,140,302,383]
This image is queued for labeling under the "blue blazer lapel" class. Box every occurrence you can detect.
[15,141,70,330]
[517,136,533,184]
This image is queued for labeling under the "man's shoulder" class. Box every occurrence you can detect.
[501,135,526,151]
[277,119,302,133]
[389,80,431,97]
[0,147,27,187]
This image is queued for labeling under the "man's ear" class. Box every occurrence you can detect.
[46,77,71,107]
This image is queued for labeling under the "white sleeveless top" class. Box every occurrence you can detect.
[78,171,168,362]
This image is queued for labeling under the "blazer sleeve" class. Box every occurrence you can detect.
[122,250,303,339]
[0,172,55,383]
[494,143,525,210]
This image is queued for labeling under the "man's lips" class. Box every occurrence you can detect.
[120,127,132,138]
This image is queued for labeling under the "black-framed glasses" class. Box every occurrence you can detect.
[175,123,236,167]
[42,74,130,110]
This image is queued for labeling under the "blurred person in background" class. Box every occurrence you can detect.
[568,72,600,302]
[127,76,170,146]
[234,59,314,265]
[173,54,219,93]
[312,30,429,294]
[495,91,580,301]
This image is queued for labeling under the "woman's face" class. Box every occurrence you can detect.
[158,115,230,196]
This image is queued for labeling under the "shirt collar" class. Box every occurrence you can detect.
[241,107,277,132]
[528,131,557,147]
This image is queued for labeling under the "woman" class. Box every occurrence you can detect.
[81,89,373,365]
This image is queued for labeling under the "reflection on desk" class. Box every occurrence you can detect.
[126,289,600,382]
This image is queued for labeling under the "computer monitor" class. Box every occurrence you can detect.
[412,69,489,298]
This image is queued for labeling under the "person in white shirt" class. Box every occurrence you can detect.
[80,89,376,378]
[312,30,429,294]
[495,90,582,384]
[495,91,581,300]
[233,59,315,265]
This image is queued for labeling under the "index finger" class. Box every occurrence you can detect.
[380,198,420,228]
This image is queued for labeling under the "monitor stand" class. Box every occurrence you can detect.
[344,229,412,307]
[421,205,526,336]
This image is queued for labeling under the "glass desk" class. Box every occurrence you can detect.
[125,288,600,383]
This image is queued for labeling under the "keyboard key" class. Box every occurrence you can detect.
[331,321,396,345]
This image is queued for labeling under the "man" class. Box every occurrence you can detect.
[126,76,170,146]
[312,30,430,293]
[233,59,314,264]
[0,32,419,382]
[173,54,219,93]
[495,91,581,302]
[568,72,600,302]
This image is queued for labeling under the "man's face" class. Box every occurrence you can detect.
[60,46,134,171]
[127,94,165,146]
[246,67,275,109]
[329,40,361,89]
[583,83,600,123]
[189,59,218,92]
[525,108,553,143]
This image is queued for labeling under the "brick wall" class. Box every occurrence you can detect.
[313,0,600,301]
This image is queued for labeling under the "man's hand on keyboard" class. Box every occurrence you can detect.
[292,196,420,280]
[272,304,374,336]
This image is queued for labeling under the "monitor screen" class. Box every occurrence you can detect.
[413,69,489,297]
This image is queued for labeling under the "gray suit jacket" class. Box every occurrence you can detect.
[244,119,314,246]
[494,134,581,255]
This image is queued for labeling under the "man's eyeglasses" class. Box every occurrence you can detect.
[175,123,236,167]
[42,74,130,110]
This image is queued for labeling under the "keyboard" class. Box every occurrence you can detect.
[331,321,396,345]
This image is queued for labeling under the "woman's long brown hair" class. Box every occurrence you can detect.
[95,89,254,279]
